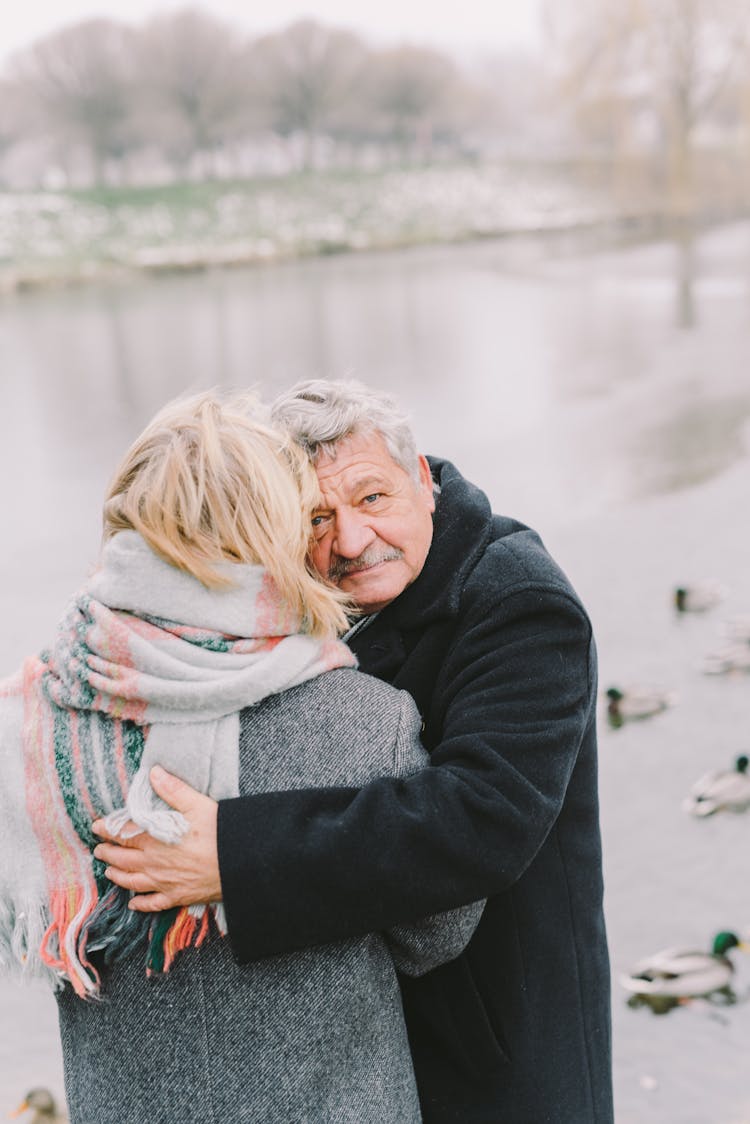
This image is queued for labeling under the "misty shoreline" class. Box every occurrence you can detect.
[2,164,746,294]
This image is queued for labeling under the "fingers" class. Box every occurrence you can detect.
[128,892,174,913]
[97,862,177,911]
[102,866,159,895]
[93,841,145,870]
[92,819,143,844]
[149,765,199,813]
[90,782,220,911]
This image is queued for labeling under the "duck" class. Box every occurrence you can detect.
[700,643,750,675]
[605,685,677,728]
[9,1089,67,1122]
[674,581,727,613]
[683,755,750,817]
[621,930,747,1014]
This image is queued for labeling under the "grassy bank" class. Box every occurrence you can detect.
[0,162,737,292]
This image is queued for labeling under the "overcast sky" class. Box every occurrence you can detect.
[2,0,544,65]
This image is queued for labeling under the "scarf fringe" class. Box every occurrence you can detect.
[83,884,151,965]
[0,886,225,1000]
[75,887,223,995]
[40,885,102,998]
[0,896,63,990]
[149,905,212,975]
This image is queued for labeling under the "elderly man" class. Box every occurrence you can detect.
[94,380,613,1123]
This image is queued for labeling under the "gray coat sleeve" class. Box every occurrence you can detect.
[382,692,485,977]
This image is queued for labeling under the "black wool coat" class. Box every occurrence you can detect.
[218,458,613,1124]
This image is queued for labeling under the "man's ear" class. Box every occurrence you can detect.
[417,455,436,513]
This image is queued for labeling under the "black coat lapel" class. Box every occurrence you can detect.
[350,627,406,681]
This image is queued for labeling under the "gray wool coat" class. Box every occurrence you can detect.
[57,669,483,1124]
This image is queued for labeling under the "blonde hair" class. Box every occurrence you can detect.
[103,390,350,638]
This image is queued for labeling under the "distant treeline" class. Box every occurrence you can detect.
[1,1,749,212]
[0,11,505,188]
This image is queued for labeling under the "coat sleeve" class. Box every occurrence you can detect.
[382,692,485,977]
[218,571,595,963]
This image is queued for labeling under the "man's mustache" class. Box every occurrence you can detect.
[328,546,404,583]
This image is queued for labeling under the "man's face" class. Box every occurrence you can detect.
[310,431,436,614]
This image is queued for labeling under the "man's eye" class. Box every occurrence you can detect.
[362,493,381,504]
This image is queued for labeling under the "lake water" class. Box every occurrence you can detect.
[2,224,750,1121]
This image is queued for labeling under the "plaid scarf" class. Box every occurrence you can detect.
[0,532,355,998]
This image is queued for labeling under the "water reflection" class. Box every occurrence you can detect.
[675,229,696,329]
[631,394,750,496]
[101,289,141,408]
[1,222,749,546]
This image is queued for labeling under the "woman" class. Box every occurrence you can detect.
[0,392,482,1123]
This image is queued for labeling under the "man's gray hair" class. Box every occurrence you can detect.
[270,379,421,484]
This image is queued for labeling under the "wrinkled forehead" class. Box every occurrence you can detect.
[306,418,419,480]
[313,431,411,498]
[315,428,399,468]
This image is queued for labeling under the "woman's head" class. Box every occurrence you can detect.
[103,390,349,637]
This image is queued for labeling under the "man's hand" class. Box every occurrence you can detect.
[92,765,221,913]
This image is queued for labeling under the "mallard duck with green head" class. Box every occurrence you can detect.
[683,755,750,817]
[621,930,747,1015]
[605,685,677,728]
[674,581,727,613]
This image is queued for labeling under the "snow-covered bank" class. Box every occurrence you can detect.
[0,163,674,292]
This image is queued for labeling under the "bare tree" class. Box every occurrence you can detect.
[546,0,750,207]
[649,0,749,201]
[251,20,367,169]
[134,8,254,177]
[363,46,464,161]
[0,78,27,185]
[8,19,137,185]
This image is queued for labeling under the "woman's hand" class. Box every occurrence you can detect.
[92,766,221,912]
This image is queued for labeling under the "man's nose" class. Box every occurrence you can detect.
[333,510,376,559]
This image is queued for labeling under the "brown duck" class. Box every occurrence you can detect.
[9,1088,67,1123]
